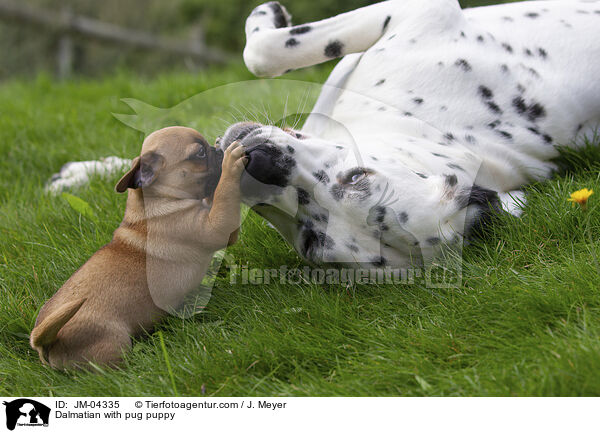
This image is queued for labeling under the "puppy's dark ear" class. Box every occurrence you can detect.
[115,156,140,193]
[115,152,164,193]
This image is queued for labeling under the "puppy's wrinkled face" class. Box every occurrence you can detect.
[116,126,223,199]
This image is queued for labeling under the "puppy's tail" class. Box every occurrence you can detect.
[30,298,86,350]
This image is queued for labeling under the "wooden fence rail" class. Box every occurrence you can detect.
[0,0,229,78]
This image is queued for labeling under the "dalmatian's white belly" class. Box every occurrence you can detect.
[321,1,600,192]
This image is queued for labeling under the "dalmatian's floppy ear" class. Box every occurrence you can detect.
[115,152,165,193]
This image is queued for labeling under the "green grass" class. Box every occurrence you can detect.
[1,64,600,396]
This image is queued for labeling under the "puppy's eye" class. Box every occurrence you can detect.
[189,147,206,160]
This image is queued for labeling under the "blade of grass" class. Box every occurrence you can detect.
[158,331,179,396]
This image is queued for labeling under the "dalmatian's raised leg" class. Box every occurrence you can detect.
[243,1,399,77]
[302,53,363,136]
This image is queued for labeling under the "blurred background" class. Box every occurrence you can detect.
[0,0,518,80]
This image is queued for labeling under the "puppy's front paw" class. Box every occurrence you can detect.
[221,141,248,180]
[246,1,292,35]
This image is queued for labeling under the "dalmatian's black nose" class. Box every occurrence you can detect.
[222,122,297,198]
[242,141,296,189]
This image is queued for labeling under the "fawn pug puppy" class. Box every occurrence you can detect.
[30,126,246,369]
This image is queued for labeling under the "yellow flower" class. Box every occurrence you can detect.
[568,188,593,209]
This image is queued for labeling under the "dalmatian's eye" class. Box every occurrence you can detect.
[350,173,366,184]
[341,167,373,185]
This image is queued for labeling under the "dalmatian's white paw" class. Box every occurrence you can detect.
[498,191,526,217]
[246,1,292,35]
[45,156,131,195]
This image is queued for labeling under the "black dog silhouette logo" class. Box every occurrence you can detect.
[3,399,50,430]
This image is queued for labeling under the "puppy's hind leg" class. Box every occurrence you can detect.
[243,1,398,77]
[46,323,132,370]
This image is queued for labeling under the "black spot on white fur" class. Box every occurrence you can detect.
[501,43,513,53]
[324,40,343,58]
[330,184,344,201]
[297,188,310,205]
[313,170,330,184]
[455,59,472,72]
[290,25,311,35]
[301,228,335,261]
[347,244,359,253]
[478,86,493,99]
[372,206,386,223]
[445,174,458,187]
[447,163,465,172]
[382,15,391,32]
[456,185,502,236]
[512,96,546,122]
[268,1,289,28]
[488,120,501,129]
[526,67,540,79]
[285,38,299,48]
[497,130,513,140]
[486,101,503,115]
[314,213,328,223]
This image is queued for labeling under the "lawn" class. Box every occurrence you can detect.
[1,64,599,396]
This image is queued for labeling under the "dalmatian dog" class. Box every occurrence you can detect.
[48,0,600,270]
[215,0,600,268]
